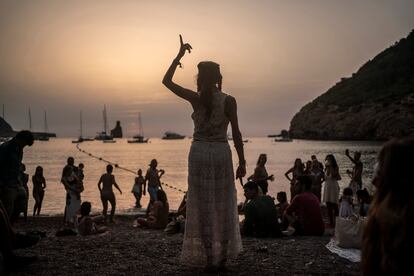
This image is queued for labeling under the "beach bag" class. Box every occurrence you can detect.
[335,217,365,249]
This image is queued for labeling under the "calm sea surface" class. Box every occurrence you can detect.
[21,138,382,215]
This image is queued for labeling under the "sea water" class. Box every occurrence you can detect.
[21,138,382,215]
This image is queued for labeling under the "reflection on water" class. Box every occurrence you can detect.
[22,138,382,215]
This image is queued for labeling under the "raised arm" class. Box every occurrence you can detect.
[345,149,356,164]
[225,95,246,179]
[162,35,199,106]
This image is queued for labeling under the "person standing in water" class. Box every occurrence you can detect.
[163,35,245,272]
[32,166,46,216]
[97,165,122,223]
[132,169,145,208]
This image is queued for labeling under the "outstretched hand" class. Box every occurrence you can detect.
[177,34,192,59]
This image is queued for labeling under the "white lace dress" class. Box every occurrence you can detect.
[181,91,242,266]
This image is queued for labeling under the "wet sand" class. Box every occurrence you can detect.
[7,215,360,275]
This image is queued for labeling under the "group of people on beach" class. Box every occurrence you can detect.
[1,34,413,274]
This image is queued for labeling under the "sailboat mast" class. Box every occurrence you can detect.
[80,111,83,138]
[44,110,49,133]
[138,112,144,137]
[103,105,108,134]
[28,108,32,131]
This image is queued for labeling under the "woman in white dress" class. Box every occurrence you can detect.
[162,35,246,271]
[323,154,341,227]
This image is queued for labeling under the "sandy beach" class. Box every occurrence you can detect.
[5,215,360,275]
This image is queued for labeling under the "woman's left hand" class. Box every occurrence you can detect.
[236,164,246,179]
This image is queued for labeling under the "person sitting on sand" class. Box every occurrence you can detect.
[339,187,354,218]
[356,188,371,217]
[0,200,38,271]
[20,164,29,222]
[284,175,324,236]
[76,201,108,236]
[276,191,289,231]
[241,181,282,238]
[247,154,274,195]
[131,169,145,208]
[135,189,169,229]
[97,165,122,223]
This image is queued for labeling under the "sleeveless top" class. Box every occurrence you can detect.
[191,91,229,142]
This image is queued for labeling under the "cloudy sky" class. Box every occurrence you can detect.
[1,0,413,137]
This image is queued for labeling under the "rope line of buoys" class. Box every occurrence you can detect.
[75,143,186,194]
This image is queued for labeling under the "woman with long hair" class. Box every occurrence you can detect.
[323,154,340,227]
[284,158,304,201]
[248,153,274,195]
[162,35,246,271]
[32,166,46,216]
[362,138,414,275]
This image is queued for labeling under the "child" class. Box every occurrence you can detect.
[339,187,354,218]
[131,169,145,208]
[276,191,290,231]
[76,202,108,235]
[356,188,371,217]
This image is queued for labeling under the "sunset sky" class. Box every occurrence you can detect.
[1,0,413,137]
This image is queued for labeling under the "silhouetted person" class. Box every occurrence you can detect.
[284,175,324,236]
[61,157,82,224]
[20,163,29,222]
[136,189,169,229]
[345,149,363,195]
[0,130,34,221]
[132,169,145,208]
[163,35,245,271]
[98,165,122,223]
[32,166,46,216]
[362,138,414,276]
[241,181,282,237]
[0,201,38,271]
[285,158,305,201]
[323,154,341,227]
[247,153,274,195]
[76,201,108,236]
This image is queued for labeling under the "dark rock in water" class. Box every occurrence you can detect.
[290,30,414,141]
[0,116,14,136]
[111,120,123,138]
[0,117,56,138]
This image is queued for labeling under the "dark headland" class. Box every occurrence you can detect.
[289,30,414,141]
[0,117,56,138]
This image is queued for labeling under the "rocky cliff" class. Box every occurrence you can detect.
[0,117,14,136]
[111,121,123,138]
[290,30,414,140]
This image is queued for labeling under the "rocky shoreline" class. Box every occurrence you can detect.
[6,215,360,275]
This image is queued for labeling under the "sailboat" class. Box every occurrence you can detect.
[95,105,115,142]
[37,111,50,141]
[72,111,94,143]
[128,112,149,143]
